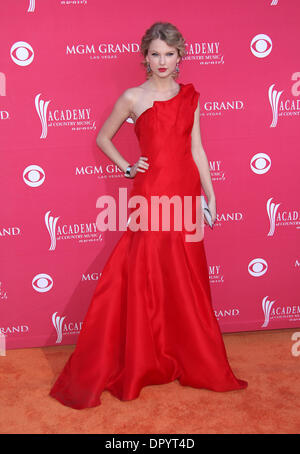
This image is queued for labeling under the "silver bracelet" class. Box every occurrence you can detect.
[124,165,133,178]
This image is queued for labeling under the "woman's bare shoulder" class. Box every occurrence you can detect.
[117,85,149,121]
[120,84,148,103]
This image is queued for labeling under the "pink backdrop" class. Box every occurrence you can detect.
[1,0,299,350]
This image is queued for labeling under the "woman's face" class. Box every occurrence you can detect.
[146,38,180,78]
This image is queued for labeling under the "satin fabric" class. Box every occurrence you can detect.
[49,83,248,409]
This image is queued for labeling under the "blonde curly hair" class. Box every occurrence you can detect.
[139,22,187,80]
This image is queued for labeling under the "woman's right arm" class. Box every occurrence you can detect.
[96,89,148,176]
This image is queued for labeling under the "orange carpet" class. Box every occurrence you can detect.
[0,327,299,434]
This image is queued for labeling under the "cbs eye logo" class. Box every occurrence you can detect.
[250,34,272,58]
[250,153,271,175]
[10,41,34,66]
[23,165,45,187]
[32,273,53,293]
[248,258,268,277]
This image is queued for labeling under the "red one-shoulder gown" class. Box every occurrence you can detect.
[49,82,248,409]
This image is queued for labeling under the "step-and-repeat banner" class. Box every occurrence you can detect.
[1,0,299,350]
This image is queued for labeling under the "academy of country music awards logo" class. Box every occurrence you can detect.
[35,93,96,138]
[268,81,300,127]
[0,83,97,135]
[1,311,85,352]
[44,210,103,249]
[0,311,85,352]
[266,197,300,235]
[52,312,83,344]
[261,296,300,328]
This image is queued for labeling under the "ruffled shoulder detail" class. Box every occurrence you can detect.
[181,83,200,112]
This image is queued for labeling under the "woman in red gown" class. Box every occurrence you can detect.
[49,22,248,409]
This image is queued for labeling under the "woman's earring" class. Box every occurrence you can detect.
[175,63,179,73]
[146,62,151,73]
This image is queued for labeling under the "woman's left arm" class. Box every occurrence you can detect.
[191,100,216,224]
